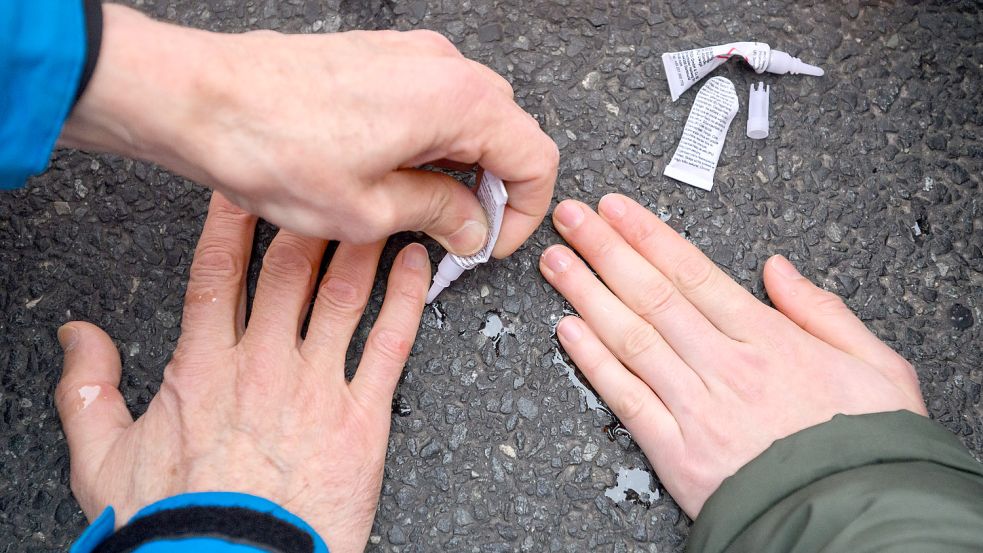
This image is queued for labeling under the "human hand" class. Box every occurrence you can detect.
[540,194,927,518]
[59,5,558,258]
[54,194,430,553]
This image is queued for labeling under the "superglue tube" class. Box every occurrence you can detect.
[662,42,824,101]
[425,171,508,304]
[663,77,739,191]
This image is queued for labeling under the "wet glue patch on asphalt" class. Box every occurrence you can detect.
[605,467,659,507]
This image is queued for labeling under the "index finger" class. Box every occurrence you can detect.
[597,194,775,342]
[180,193,257,349]
[488,106,558,257]
[450,94,558,258]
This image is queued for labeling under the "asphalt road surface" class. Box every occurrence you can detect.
[1,1,980,551]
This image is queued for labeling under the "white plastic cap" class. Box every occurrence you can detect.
[765,50,824,76]
[747,82,769,140]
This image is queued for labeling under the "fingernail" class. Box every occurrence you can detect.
[58,324,79,352]
[771,256,802,280]
[402,243,428,269]
[446,220,488,255]
[557,318,583,341]
[599,194,626,220]
[543,246,571,273]
[555,201,585,230]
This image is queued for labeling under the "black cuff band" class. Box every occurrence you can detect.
[92,506,315,553]
[75,0,104,105]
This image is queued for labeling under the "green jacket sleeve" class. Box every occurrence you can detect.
[687,410,983,553]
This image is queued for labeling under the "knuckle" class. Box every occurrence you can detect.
[318,273,367,314]
[672,255,715,294]
[676,462,706,493]
[369,328,411,363]
[533,138,560,175]
[577,351,608,379]
[190,244,243,284]
[546,139,561,167]
[620,322,660,363]
[896,358,917,379]
[499,77,516,99]
[894,358,922,387]
[163,346,212,384]
[356,197,397,240]
[262,239,314,281]
[420,179,456,231]
[634,277,678,321]
[590,236,617,259]
[629,217,659,247]
[812,289,849,317]
[54,381,78,414]
[54,379,115,417]
[702,420,738,455]
[444,137,483,164]
[409,29,459,55]
[610,385,649,425]
[717,345,768,402]
[210,196,251,218]
[394,280,426,305]
[449,60,487,98]
[816,288,847,309]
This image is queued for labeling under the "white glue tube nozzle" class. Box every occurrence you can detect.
[424,171,508,305]
[426,255,466,304]
[766,50,824,77]
[747,82,770,140]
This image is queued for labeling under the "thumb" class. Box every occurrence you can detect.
[377,169,489,256]
[55,322,133,516]
[763,256,922,397]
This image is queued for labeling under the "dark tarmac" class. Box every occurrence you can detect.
[1,1,981,551]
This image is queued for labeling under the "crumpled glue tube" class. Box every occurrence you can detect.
[426,171,508,304]
[662,42,824,101]
[663,76,739,191]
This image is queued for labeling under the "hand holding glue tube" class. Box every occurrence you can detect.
[426,171,508,303]
[662,42,824,101]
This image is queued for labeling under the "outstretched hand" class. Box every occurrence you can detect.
[60,4,558,258]
[55,194,429,553]
[541,194,927,518]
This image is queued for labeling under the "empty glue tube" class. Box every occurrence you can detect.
[663,76,739,191]
[662,42,823,101]
[426,171,508,304]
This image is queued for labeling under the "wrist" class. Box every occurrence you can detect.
[59,4,226,183]
[73,492,330,553]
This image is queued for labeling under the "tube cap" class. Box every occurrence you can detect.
[746,82,769,140]
[766,50,824,76]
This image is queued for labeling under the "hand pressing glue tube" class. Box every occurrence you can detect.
[662,42,824,101]
[426,171,508,304]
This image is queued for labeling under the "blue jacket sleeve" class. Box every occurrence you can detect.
[72,492,331,553]
[0,1,89,189]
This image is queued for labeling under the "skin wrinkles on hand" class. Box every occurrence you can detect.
[56,194,431,552]
[541,194,927,517]
[59,4,558,259]
[38,4,948,549]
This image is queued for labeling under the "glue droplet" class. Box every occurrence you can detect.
[604,467,659,507]
[78,385,100,410]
